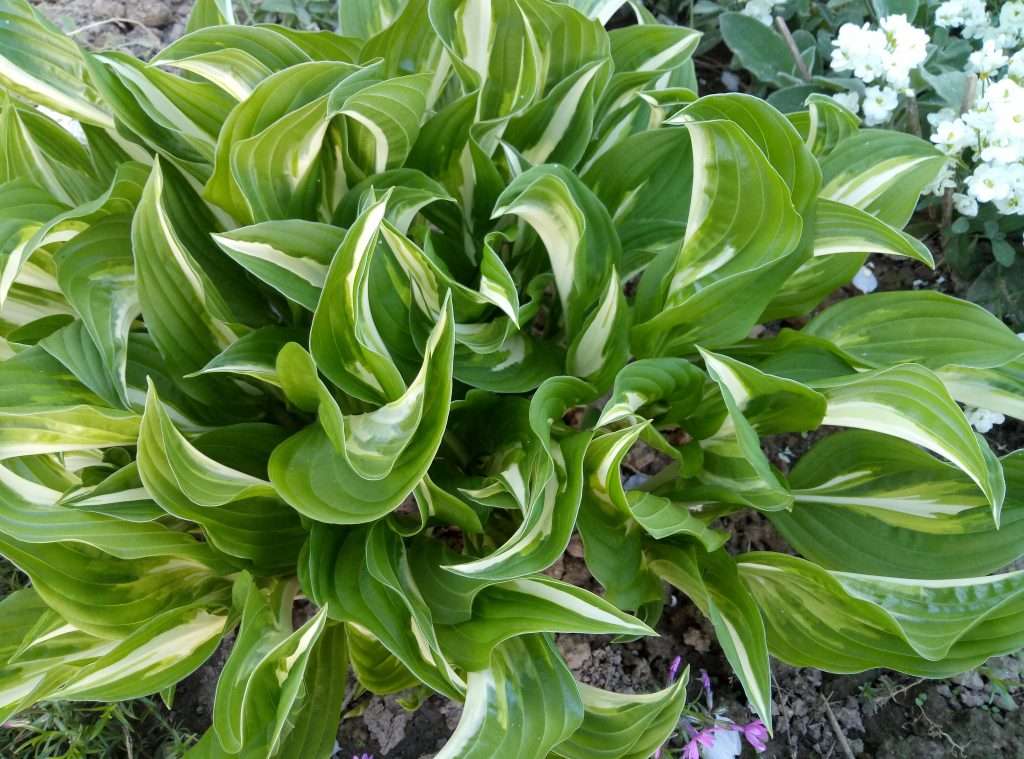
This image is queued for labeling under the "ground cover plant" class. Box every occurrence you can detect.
[2,0,1024,756]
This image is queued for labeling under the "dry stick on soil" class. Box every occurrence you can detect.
[68,17,163,48]
[774,17,812,83]
[820,694,857,759]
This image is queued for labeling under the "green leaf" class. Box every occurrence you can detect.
[719,12,793,85]
[772,431,1024,578]
[552,677,689,759]
[739,552,1024,676]
[137,382,305,572]
[701,349,827,435]
[204,61,360,224]
[871,0,919,17]
[185,0,236,31]
[813,198,933,264]
[672,92,820,214]
[212,220,343,312]
[631,118,803,356]
[195,327,305,386]
[332,73,432,175]
[272,297,454,524]
[938,358,1024,422]
[0,98,101,207]
[597,358,705,427]
[436,575,654,671]
[494,165,618,338]
[804,291,1024,370]
[445,378,594,581]
[53,214,138,402]
[0,0,113,127]
[799,93,861,158]
[152,26,312,100]
[435,635,583,759]
[309,195,406,404]
[820,129,946,227]
[132,160,240,386]
[814,364,1005,523]
[0,534,230,638]
[213,576,329,755]
[648,542,772,727]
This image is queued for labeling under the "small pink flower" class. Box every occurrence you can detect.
[700,670,712,697]
[668,656,683,684]
[736,719,769,752]
[353,754,373,759]
[682,726,718,759]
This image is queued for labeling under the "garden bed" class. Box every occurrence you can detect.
[5,2,1022,758]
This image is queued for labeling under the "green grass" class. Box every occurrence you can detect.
[1,558,198,758]
[1,698,198,759]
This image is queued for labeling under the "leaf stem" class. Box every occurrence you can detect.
[774,17,812,83]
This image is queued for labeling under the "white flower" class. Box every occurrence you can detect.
[928,107,958,128]
[741,0,775,26]
[964,406,1006,434]
[831,16,929,90]
[969,39,1009,78]
[831,90,860,114]
[923,159,958,196]
[966,163,1014,203]
[995,193,1024,214]
[1010,50,1024,80]
[930,118,972,154]
[953,192,979,216]
[861,85,899,125]
[1000,2,1024,34]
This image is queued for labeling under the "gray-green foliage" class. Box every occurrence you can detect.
[0,0,1022,755]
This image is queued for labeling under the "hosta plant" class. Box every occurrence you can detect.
[2,0,1024,755]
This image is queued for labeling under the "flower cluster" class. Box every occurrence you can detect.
[830,15,930,125]
[927,5,1024,216]
[936,1,1024,45]
[740,0,776,26]
[654,659,768,758]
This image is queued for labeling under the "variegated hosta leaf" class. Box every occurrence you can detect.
[212,220,344,311]
[272,295,454,524]
[773,431,1024,579]
[938,358,1024,422]
[151,27,314,101]
[597,357,704,427]
[444,377,595,582]
[494,165,618,339]
[631,118,804,356]
[551,676,689,759]
[793,93,861,158]
[435,635,583,759]
[647,541,772,727]
[804,290,1024,370]
[137,382,306,572]
[0,588,227,720]
[0,0,113,127]
[211,575,329,756]
[740,552,1024,677]
[819,129,947,227]
[813,363,1005,522]
[0,534,231,639]
[812,198,933,264]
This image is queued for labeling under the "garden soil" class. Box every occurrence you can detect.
[30,1,1024,756]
